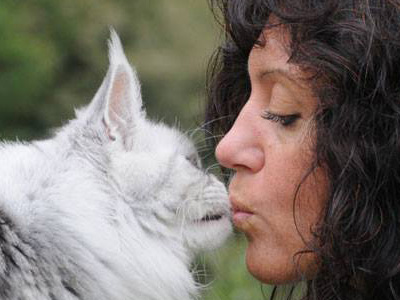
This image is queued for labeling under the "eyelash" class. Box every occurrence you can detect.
[261,111,300,126]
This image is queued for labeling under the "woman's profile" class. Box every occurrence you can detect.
[207,0,400,299]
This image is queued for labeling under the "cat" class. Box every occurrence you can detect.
[0,30,232,300]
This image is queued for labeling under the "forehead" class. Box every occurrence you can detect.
[135,122,195,154]
[248,25,308,88]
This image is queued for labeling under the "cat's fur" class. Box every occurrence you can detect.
[0,31,232,300]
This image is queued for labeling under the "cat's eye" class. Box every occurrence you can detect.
[186,154,200,168]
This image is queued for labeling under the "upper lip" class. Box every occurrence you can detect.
[230,195,253,215]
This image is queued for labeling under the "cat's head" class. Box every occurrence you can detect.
[68,30,231,254]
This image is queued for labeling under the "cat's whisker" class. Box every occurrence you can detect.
[197,150,213,157]
[198,129,224,143]
[194,145,217,155]
[193,134,225,150]
[204,163,221,174]
[200,133,225,142]
[209,163,222,170]
[200,153,216,163]
[196,147,211,157]
[188,116,229,142]
[218,171,233,178]
[193,134,225,145]
[187,127,205,140]
[196,148,215,157]
[176,196,197,238]
[194,144,211,151]
[173,116,182,131]
[198,115,232,130]
[176,204,187,237]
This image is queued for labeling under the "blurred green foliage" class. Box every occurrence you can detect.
[201,234,270,300]
[0,0,270,299]
[0,0,217,139]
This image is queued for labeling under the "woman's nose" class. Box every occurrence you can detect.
[215,104,264,172]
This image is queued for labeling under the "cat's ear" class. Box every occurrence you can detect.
[103,29,143,146]
[83,29,144,148]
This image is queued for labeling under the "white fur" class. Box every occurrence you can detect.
[0,31,231,300]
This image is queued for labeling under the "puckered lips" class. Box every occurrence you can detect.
[231,197,254,226]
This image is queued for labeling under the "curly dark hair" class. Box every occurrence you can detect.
[205,0,400,299]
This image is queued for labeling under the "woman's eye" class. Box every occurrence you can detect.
[261,111,300,127]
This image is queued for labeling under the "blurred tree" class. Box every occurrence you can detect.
[0,0,217,139]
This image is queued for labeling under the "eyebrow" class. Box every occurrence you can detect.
[259,68,302,87]
[257,68,310,106]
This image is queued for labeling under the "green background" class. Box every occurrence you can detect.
[0,0,273,299]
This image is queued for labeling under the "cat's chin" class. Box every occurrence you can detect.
[185,214,232,252]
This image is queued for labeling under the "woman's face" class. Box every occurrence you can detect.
[215,25,328,284]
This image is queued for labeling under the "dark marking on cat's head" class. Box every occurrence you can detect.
[99,258,114,272]
[0,209,13,228]
[109,217,121,228]
[61,279,81,298]
[0,274,12,298]
[49,292,57,300]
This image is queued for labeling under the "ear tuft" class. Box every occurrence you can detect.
[108,28,130,68]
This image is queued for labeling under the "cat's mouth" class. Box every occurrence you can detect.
[199,213,224,222]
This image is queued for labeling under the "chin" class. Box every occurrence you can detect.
[245,239,317,285]
[246,253,293,284]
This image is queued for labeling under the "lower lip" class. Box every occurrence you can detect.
[233,211,254,224]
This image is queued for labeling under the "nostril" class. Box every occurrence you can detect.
[216,138,264,173]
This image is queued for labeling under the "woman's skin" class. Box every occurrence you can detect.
[215,23,329,284]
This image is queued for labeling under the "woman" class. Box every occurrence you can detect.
[206,0,400,299]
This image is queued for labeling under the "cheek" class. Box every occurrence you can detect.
[294,166,328,232]
[254,144,316,220]
[242,144,328,283]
